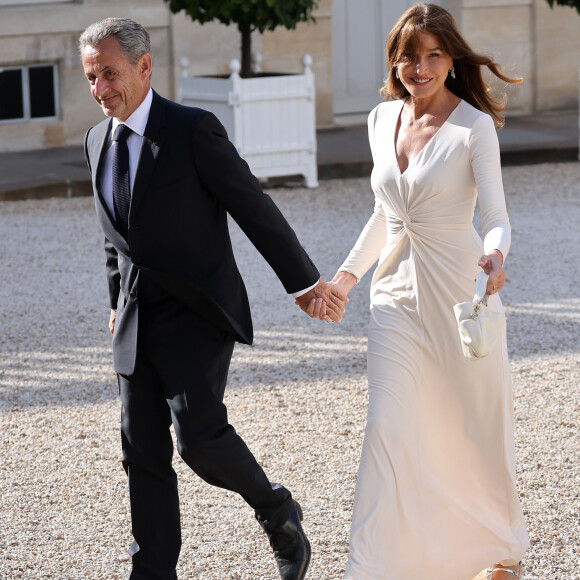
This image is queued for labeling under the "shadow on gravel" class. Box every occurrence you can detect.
[0,327,369,410]
[228,327,368,390]
[4,298,578,409]
[505,300,580,360]
[0,346,117,410]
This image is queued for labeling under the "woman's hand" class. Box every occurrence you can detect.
[478,250,505,295]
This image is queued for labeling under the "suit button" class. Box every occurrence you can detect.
[130,291,137,298]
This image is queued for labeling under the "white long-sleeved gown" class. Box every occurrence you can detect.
[341,99,529,580]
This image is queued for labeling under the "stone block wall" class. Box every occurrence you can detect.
[0,0,173,152]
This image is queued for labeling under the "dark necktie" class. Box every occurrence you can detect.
[112,124,132,238]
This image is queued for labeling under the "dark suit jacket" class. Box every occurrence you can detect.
[84,91,319,375]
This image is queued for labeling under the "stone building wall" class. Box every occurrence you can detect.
[0,0,578,152]
[533,0,580,111]
[460,0,580,114]
[462,0,534,114]
[0,0,172,152]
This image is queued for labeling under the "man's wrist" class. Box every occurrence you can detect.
[292,280,319,299]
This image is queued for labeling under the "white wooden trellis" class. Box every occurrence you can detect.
[179,54,318,187]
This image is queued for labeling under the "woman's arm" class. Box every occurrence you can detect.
[338,198,387,282]
[469,114,511,294]
[304,201,386,320]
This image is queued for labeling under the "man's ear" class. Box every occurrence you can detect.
[140,53,152,79]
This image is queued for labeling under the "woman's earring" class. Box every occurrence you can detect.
[395,68,399,80]
[449,66,456,79]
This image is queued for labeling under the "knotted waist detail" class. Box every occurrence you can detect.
[387,212,471,238]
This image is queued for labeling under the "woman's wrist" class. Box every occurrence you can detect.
[487,249,504,267]
[331,270,358,293]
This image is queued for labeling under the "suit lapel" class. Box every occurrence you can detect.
[88,118,131,255]
[87,92,167,255]
[129,92,167,218]
[88,118,112,212]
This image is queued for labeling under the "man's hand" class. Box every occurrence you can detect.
[295,280,347,323]
[109,309,116,334]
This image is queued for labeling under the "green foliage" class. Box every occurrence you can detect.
[164,0,319,35]
[546,0,580,14]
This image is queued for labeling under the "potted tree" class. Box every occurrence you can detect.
[166,0,320,187]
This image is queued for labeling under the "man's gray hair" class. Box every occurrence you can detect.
[79,18,151,67]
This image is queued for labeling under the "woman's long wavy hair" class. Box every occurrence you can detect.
[380,3,522,126]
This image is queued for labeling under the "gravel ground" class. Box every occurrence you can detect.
[0,162,579,579]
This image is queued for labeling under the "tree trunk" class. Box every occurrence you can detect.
[240,23,252,78]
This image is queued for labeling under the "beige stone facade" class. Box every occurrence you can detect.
[461,0,580,114]
[533,0,580,111]
[0,0,577,152]
[0,0,173,152]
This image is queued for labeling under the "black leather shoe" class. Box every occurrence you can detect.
[257,500,311,580]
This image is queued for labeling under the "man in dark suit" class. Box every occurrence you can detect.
[80,17,345,580]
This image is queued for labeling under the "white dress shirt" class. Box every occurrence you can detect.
[99,88,153,220]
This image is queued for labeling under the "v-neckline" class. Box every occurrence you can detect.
[393,98,462,176]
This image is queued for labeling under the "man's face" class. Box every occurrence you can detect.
[82,36,151,121]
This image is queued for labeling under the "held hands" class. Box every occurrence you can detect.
[478,250,505,295]
[295,280,348,323]
[295,272,358,323]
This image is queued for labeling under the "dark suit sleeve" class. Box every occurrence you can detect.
[191,112,320,294]
[104,237,121,309]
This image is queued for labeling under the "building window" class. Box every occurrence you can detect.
[0,65,58,122]
[0,0,74,5]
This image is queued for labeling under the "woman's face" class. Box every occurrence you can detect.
[396,31,453,101]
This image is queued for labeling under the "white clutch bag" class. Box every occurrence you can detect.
[453,272,505,360]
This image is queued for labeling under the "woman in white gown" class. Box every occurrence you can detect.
[322,4,529,579]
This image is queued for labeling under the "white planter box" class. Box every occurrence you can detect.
[179,55,318,187]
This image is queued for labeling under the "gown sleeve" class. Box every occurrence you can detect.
[339,104,387,281]
[339,199,386,282]
[469,113,511,260]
